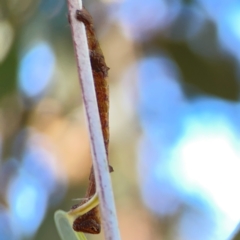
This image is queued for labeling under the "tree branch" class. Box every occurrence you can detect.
[66,0,121,239]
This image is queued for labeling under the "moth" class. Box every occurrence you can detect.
[70,7,113,234]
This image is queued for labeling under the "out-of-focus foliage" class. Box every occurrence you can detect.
[0,0,240,239]
[116,0,240,239]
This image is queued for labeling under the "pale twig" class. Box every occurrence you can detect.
[66,0,121,239]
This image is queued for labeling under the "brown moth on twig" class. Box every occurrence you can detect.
[70,7,113,234]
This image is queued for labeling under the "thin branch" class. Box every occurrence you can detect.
[66,1,121,239]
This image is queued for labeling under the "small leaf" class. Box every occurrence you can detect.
[54,210,87,240]
[54,193,99,239]
[68,193,99,217]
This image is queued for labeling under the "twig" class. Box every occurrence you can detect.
[66,0,121,239]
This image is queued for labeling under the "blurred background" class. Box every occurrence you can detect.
[0,0,240,239]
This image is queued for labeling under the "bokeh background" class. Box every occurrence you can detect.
[0,0,240,239]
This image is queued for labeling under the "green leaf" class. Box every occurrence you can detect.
[54,193,99,240]
[54,210,87,240]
